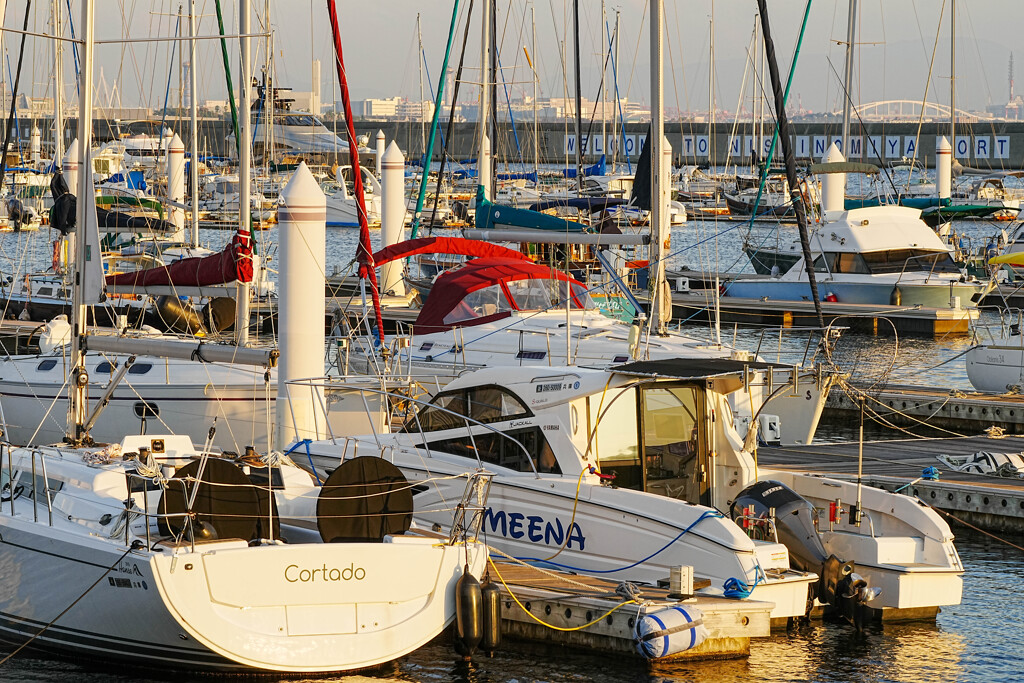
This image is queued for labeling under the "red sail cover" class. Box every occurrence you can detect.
[105,232,253,288]
[372,236,528,266]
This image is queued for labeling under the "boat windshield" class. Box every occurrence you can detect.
[443,279,593,325]
[505,278,595,312]
[813,250,960,276]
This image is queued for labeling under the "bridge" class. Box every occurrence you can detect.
[849,100,991,123]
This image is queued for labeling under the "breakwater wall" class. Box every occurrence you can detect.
[22,116,1024,170]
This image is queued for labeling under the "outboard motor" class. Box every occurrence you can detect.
[6,197,29,231]
[730,480,880,626]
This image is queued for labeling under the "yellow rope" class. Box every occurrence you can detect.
[487,556,637,632]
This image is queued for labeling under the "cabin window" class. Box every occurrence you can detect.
[413,391,468,432]
[426,426,559,474]
[128,363,153,375]
[96,362,113,374]
[812,252,838,273]
[16,470,64,501]
[405,385,530,433]
[37,287,53,297]
[36,359,58,371]
[442,284,512,325]
[834,253,871,274]
[860,249,960,275]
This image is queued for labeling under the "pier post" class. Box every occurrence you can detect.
[380,141,407,296]
[275,162,327,449]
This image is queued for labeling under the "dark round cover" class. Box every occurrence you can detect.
[316,457,412,543]
[157,458,262,541]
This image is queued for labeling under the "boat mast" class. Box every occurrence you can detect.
[478,0,492,200]
[69,0,95,443]
[950,0,956,162]
[235,0,252,346]
[709,3,715,156]
[52,0,64,164]
[756,0,824,329]
[600,0,606,164]
[840,0,857,156]
[573,0,583,193]
[417,13,426,157]
[649,0,668,336]
[532,3,538,178]
[189,0,200,247]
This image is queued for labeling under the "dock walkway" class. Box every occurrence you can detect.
[760,434,1024,532]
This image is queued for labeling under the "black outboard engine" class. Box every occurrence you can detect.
[6,197,28,232]
[730,480,880,627]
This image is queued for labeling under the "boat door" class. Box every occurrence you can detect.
[638,384,711,506]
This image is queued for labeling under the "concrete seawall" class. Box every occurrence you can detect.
[24,116,1024,170]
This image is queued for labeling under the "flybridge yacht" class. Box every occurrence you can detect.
[729,205,991,308]
[0,433,490,672]
[346,237,832,446]
[298,362,963,624]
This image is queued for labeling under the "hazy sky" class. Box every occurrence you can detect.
[4,1,1020,115]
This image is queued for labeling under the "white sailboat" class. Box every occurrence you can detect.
[0,7,490,673]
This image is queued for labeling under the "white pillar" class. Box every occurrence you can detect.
[275,162,327,449]
[937,135,952,200]
[62,138,79,193]
[375,129,386,176]
[478,135,492,202]
[821,142,846,216]
[380,141,407,297]
[30,125,41,165]
[166,133,186,240]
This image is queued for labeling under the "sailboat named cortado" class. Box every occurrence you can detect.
[0,4,490,673]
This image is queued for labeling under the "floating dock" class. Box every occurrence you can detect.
[826,383,1024,434]
[760,434,1024,533]
[490,560,771,663]
[668,290,977,337]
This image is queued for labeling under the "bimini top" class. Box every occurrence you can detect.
[415,257,592,332]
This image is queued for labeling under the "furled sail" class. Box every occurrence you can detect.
[104,232,253,288]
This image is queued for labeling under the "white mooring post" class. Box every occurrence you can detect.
[166,133,186,241]
[375,129,386,177]
[821,142,846,217]
[380,141,407,297]
[937,135,952,201]
[275,162,327,449]
[62,138,79,193]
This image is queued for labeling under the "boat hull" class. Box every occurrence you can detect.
[0,518,485,672]
[724,280,985,309]
[965,343,1024,392]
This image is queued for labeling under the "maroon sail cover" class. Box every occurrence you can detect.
[105,232,253,288]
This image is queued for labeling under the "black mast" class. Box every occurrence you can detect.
[756,0,824,328]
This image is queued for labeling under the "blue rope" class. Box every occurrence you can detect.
[284,438,320,485]
[723,570,764,599]
[515,509,723,574]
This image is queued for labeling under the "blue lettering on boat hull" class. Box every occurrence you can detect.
[483,508,586,550]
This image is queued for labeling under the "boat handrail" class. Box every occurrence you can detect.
[893,251,948,286]
[751,324,847,368]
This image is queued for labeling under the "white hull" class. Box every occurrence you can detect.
[0,438,487,672]
[307,445,816,621]
[965,343,1024,393]
[0,354,274,452]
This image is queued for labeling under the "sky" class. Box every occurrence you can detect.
[3,1,1021,116]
